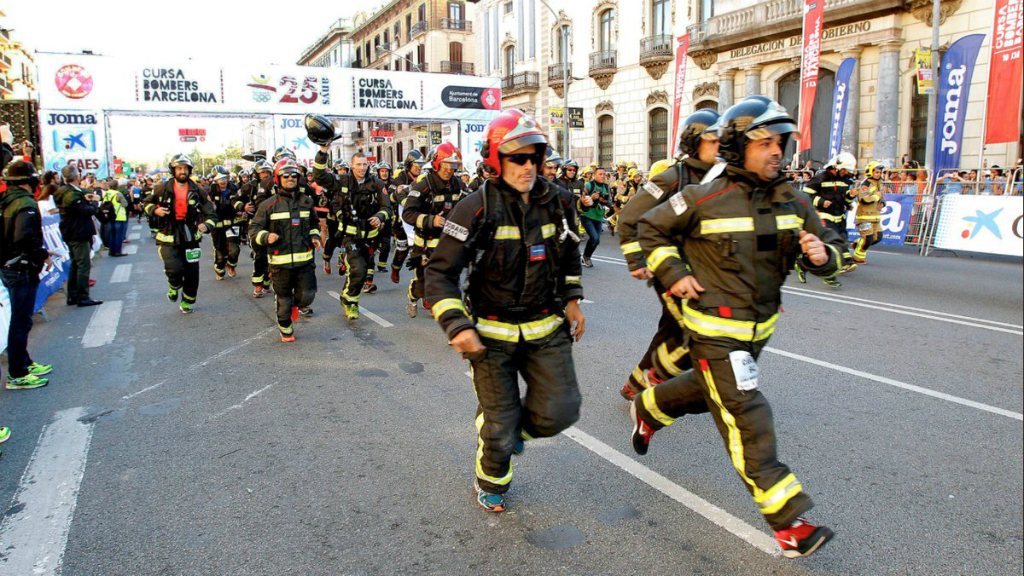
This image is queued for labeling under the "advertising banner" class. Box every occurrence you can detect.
[549,107,584,131]
[827,57,857,160]
[35,212,71,314]
[915,49,935,95]
[460,120,489,174]
[38,109,110,177]
[932,34,985,185]
[845,194,917,246]
[797,0,825,152]
[273,115,318,169]
[670,34,690,152]
[932,194,1024,256]
[984,0,1024,144]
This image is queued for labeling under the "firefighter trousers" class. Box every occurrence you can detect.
[628,290,692,392]
[271,263,317,335]
[212,229,240,277]
[466,327,582,494]
[854,222,882,261]
[635,337,812,530]
[322,218,340,263]
[158,244,200,304]
[825,220,851,260]
[390,221,409,271]
[407,249,431,303]
[341,241,374,305]
[251,245,270,287]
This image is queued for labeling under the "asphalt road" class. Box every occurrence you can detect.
[0,223,1021,576]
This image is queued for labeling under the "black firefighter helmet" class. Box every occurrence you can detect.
[304,114,337,146]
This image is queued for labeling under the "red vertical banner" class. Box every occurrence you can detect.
[985,0,1023,144]
[670,34,691,154]
[797,0,824,152]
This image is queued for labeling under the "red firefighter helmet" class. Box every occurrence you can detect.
[481,109,548,178]
[273,158,301,186]
[426,142,463,171]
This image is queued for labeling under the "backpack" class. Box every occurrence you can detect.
[98,196,115,223]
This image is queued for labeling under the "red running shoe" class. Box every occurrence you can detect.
[323,261,332,275]
[775,518,834,558]
[630,400,655,456]
[290,306,300,322]
[620,381,639,401]
[280,333,296,343]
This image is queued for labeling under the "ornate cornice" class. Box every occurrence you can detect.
[646,90,669,107]
[596,100,614,113]
[690,49,718,71]
[693,81,719,100]
[905,0,963,26]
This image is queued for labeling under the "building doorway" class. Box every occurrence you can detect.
[777,68,835,168]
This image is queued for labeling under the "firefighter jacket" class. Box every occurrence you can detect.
[143,180,217,247]
[390,169,420,207]
[1,187,48,275]
[556,175,585,198]
[802,170,854,224]
[637,165,845,343]
[314,166,390,246]
[424,177,584,343]
[402,170,463,252]
[210,182,245,228]
[617,157,713,271]
[468,175,485,192]
[239,177,275,219]
[855,178,884,223]
[248,186,321,269]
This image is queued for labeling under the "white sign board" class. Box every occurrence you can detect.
[932,194,1024,257]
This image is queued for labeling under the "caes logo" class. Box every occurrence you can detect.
[961,208,1003,240]
[55,64,94,99]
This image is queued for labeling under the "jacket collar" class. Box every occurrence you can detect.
[493,176,557,205]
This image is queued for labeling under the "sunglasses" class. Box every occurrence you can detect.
[280,173,299,179]
[503,152,545,167]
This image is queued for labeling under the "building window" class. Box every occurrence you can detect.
[406,15,413,41]
[397,141,404,162]
[418,3,426,21]
[652,0,669,36]
[910,80,928,165]
[600,9,615,52]
[695,100,718,111]
[394,23,402,46]
[701,0,715,22]
[450,41,463,62]
[555,25,568,62]
[417,44,426,69]
[449,2,463,20]
[504,1,513,14]
[648,108,669,167]
[504,46,516,76]
[384,30,390,47]
[355,47,362,65]
[598,115,615,167]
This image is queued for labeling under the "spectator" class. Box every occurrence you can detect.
[36,172,60,215]
[104,179,129,256]
[55,165,103,307]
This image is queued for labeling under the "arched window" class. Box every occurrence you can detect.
[777,68,835,165]
[695,100,718,111]
[397,141,404,164]
[648,108,669,167]
[598,115,615,167]
[504,46,516,76]
[600,9,615,52]
[652,0,669,36]
[909,77,928,165]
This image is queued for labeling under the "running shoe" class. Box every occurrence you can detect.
[324,261,332,275]
[180,301,193,314]
[630,400,655,456]
[406,301,418,318]
[620,381,640,401]
[167,287,179,302]
[0,426,10,444]
[343,303,360,320]
[797,267,807,284]
[5,374,49,390]
[227,266,237,277]
[291,306,300,323]
[837,263,857,275]
[281,333,296,343]
[823,279,842,288]
[775,518,834,559]
[299,307,313,316]
[474,481,506,513]
[390,268,401,284]
[253,285,264,298]
[28,362,53,376]
[362,282,378,294]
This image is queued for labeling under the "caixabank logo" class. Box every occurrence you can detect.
[441,86,501,110]
[55,64,94,99]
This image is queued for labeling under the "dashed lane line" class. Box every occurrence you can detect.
[127,232,140,240]
[110,263,133,283]
[764,346,1024,421]
[327,291,393,327]
[122,244,138,255]
[131,224,142,231]
[207,383,275,422]
[82,301,123,348]
[0,407,95,575]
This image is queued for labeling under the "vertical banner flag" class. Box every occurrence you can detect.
[984,0,1023,144]
[915,49,935,94]
[797,0,825,152]
[933,34,985,184]
[670,34,690,154]
[827,57,857,160]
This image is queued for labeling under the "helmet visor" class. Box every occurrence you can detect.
[746,120,800,142]
[498,133,548,155]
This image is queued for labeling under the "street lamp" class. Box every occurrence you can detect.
[539,0,571,160]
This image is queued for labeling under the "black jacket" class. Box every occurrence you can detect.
[312,152,390,244]
[143,179,217,246]
[55,184,98,242]
[249,186,320,269]
[802,169,854,220]
[402,170,463,252]
[1,187,48,275]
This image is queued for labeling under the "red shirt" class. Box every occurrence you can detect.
[173,182,189,220]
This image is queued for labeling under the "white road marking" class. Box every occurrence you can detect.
[122,244,138,255]
[781,285,1023,330]
[127,232,140,240]
[764,347,1024,421]
[590,255,628,266]
[563,427,780,556]
[208,383,275,421]
[110,263,133,283]
[458,373,778,555]
[0,407,95,575]
[82,300,123,348]
[122,327,276,400]
[131,224,142,231]
[328,291,393,327]
[581,299,596,304]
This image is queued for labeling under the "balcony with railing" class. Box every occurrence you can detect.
[411,20,429,38]
[686,0,903,54]
[438,18,472,32]
[373,42,392,62]
[501,71,540,98]
[0,52,11,70]
[547,63,572,97]
[440,61,474,75]
[0,75,11,94]
[639,35,674,79]
[588,50,618,89]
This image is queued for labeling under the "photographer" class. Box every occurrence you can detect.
[56,165,103,307]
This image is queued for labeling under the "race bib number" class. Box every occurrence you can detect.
[669,192,688,216]
[407,190,421,198]
[858,222,874,231]
[226,226,239,238]
[442,219,469,242]
[643,181,666,200]
[185,248,202,264]
[728,351,759,391]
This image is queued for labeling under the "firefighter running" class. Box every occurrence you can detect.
[631,97,840,559]
[797,152,858,286]
[852,160,886,265]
